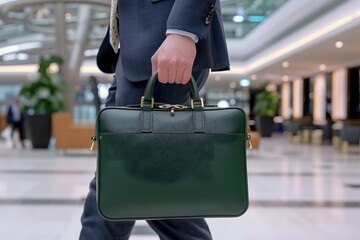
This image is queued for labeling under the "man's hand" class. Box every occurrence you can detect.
[151,34,196,85]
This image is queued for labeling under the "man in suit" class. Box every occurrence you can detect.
[80,0,229,239]
[6,96,25,149]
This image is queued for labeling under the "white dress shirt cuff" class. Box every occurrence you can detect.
[166,29,199,43]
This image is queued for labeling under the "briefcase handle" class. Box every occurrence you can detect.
[141,71,204,110]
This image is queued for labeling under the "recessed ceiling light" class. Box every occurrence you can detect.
[65,13,72,20]
[319,64,327,71]
[217,100,230,108]
[282,61,290,68]
[214,75,221,81]
[229,82,237,89]
[282,75,289,82]
[335,41,344,48]
[250,74,257,81]
[233,15,245,23]
[48,63,59,73]
[239,79,250,87]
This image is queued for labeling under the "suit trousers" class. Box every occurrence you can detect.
[79,178,212,240]
[79,59,212,240]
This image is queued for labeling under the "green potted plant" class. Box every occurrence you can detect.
[253,83,279,137]
[19,55,65,148]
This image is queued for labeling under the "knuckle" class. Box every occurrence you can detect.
[157,57,168,66]
[151,57,157,65]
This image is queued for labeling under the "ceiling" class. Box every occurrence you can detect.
[205,0,360,88]
[1,0,360,89]
[0,0,109,65]
[220,0,288,38]
[0,0,287,66]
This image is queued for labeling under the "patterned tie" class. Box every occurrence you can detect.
[109,0,119,53]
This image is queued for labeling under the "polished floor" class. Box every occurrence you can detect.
[0,134,359,240]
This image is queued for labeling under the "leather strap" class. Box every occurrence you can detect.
[141,71,205,133]
[141,111,153,133]
[142,71,202,110]
[193,111,205,133]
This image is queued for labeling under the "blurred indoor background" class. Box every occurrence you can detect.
[0,0,359,239]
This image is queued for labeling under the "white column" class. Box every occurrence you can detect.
[55,4,92,111]
[332,68,348,120]
[313,74,327,125]
[281,82,291,119]
[292,78,303,119]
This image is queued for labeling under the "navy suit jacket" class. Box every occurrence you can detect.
[97,0,229,81]
[6,105,24,125]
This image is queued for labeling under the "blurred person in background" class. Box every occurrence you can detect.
[6,96,25,149]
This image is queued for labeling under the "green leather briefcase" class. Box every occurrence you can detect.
[94,73,250,220]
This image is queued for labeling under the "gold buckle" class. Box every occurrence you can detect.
[140,96,154,108]
[190,98,204,109]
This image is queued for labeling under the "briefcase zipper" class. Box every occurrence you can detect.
[90,136,96,150]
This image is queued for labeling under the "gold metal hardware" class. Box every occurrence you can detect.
[90,136,96,150]
[140,96,154,108]
[159,104,189,116]
[190,98,204,109]
[158,104,188,109]
[247,133,253,149]
[246,127,253,149]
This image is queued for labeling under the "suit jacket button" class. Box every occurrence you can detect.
[205,17,211,25]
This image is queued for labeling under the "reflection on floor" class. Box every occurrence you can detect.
[0,135,359,240]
